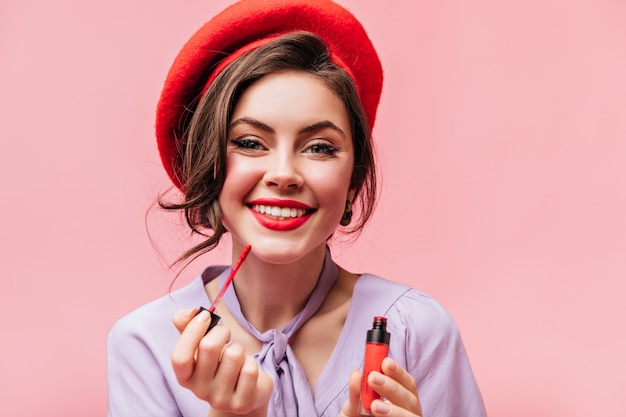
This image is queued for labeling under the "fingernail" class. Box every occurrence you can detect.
[195,309,210,323]
[370,372,385,386]
[372,401,390,414]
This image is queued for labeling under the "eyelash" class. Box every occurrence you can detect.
[230,138,264,150]
[229,138,340,156]
[306,143,339,155]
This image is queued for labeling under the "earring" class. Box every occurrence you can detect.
[340,200,353,226]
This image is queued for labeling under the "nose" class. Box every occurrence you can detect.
[263,150,304,190]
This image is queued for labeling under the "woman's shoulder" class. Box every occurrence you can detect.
[353,273,473,379]
[354,273,460,338]
[354,273,446,312]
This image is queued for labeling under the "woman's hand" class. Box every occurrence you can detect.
[171,308,274,416]
[339,358,422,417]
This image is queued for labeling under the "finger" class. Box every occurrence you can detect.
[191,325,231,385]
[382,358,418,397]
[222,355,267,414]
[370,399,422,417]
[367,372,420,415]
[208,342,246,401]
[367,361,422,415]
[339,370,362,416]
[172,307,199,333]
[209,352,273,414]
[171,308,218,384]
[382,358,422,415]
[255,368,275,410]
[229,355,261,413]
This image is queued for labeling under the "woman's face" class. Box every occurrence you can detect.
[219,70,355,264]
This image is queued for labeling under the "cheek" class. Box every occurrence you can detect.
[219,161,256,229]
[220,157,261,197]
[224,155,253,179]
[308,167,353,208]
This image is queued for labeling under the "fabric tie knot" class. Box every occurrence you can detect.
[220,246,338,417]
[255,329,290,372]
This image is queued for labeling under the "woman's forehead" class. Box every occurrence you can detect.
[231,71,351,135]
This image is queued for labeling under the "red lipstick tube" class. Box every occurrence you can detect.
[360,316,390,416]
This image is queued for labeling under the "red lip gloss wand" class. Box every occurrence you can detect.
[197,244,251,334]
[360,316,391,416]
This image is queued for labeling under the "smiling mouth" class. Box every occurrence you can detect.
[250,204,314,220]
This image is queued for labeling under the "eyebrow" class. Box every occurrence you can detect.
[230,117,274,132]
[229,117,347,138]
[300,120,347,138]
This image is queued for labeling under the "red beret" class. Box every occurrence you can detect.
[155,0,383,190]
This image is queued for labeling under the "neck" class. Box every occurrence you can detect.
[230,244,328,332]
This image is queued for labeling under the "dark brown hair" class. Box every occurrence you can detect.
[160,31,377,267]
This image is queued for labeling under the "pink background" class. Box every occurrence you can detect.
[1,0,625,415]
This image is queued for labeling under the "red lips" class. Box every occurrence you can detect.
[247,199,315,231]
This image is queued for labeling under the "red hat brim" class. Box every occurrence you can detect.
[156,0,383,190]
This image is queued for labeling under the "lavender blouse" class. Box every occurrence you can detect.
[107,251,486,417]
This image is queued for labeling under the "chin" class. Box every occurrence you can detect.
[245,239,326,265]
[253,247,308,265]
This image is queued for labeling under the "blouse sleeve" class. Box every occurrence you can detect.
[106,315,183,417]
[106,274,221,417]
[387,290,487,417]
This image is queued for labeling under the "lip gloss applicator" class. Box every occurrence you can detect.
[197,244,251,334]
[360,316,391,416]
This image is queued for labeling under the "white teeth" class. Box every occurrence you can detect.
[252,204,307,219]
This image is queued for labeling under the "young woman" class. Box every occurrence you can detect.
[106,1,487,416]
